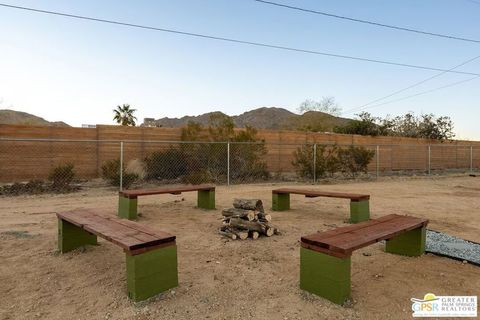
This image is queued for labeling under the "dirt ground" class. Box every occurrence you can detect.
[0,175,479,320]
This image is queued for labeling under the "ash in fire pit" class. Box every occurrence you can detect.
[219,199,279,240]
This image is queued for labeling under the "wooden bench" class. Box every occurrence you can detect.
[57,209,178,301]
[118,184,216,220]
[272,188,370,223]
[299,214,428,305]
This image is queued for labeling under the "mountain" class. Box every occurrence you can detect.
[143,107,351,132]
[0,109,70,127]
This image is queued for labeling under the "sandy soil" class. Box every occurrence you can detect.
[0,175,479,320]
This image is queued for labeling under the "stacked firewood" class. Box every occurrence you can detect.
[219,199,278,240]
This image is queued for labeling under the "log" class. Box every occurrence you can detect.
[233,199,264,212]
[228,227,249,240]
[249,231,260,240]
[229,218,273,236]
[219,230,237,240]
[256,212,272,222]
[222,208,255,221]
[265,227,274,237]
[236,231,249,240]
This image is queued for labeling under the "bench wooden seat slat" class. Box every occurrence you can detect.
[62,212,157,245]
[303,215,398,243]
[57,209,175,252]
[301,214,428,256]
[327,217,427,253]
[65,217,157,249]
[120,184,215,198]
[272,188,369,201]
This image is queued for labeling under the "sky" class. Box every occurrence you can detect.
[0,0,479,139]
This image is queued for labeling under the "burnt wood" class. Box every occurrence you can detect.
[119,184,215,199]
[57,208,175,254]
[301,214,428,257]
[272,188,370,201]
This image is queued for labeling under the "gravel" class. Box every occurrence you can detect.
[426,230,480,266]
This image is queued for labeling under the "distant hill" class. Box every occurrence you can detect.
[143,107,351,132]
[0,109,70,127]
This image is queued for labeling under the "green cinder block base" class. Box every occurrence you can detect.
[126,244,179,301]
[272,193,290,211]
[349,200,370,223]
[300,247,351,305]
[197,190,215,209]
[385,226,426,257]
[58,219,97,253]
[118,196,138,220]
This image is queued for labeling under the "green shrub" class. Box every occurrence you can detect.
[292,145,318,179]
[337,146,375,178]
[292,145,374,179]
[144,147,188,181]
[180,117,270,184]
[24,179,46,194]
[181,170,214,185]
[101,159,138,189]
[292,145,339,179]
[49,163,75,190]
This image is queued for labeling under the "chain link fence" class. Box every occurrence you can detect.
[0,138,479,194]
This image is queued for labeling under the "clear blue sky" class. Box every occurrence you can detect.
[0,0,479,139]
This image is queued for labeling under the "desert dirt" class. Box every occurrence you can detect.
[0,175,479,320]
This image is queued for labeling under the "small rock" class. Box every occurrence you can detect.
[362,252,372,257]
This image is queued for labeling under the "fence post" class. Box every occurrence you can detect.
[227,142,230,186]
[120,141,123,191]
[428,145,431,175]
[471,146,473,172]
[376,145,380,178]
[313,144,317,183]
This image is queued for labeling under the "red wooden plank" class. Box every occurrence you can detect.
[301,214,428,255]
[272,188,369,201]
[120,184,215,198]
[326,217,427,253]
[56,209,175,252]
[301,214,399,245]
[300,242,349,258]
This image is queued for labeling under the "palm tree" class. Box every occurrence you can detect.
[113,104,137,126]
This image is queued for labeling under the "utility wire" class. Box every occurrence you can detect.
[0,2,479,76]
[253,0,480,44]
[343,54,480,115]
[343,75,479,115]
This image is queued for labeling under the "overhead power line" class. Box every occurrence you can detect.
[0,3,479,76]
[343,75,479,114]
[343,54,480,115]
[253,0,480,44]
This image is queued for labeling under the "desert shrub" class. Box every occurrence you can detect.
[144,147,188,181]
[292,144,374,179]
[49,163,75,190]
[181,170,215,185]
[0,180,46,196]
[125,159,146,180]
[292,145,318,179]
[229,135,270,182]
[24,179,46,194]
[292,145,339,179]
[101,159,138,189]
[180,116,269,184]
[337,146,375,178]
